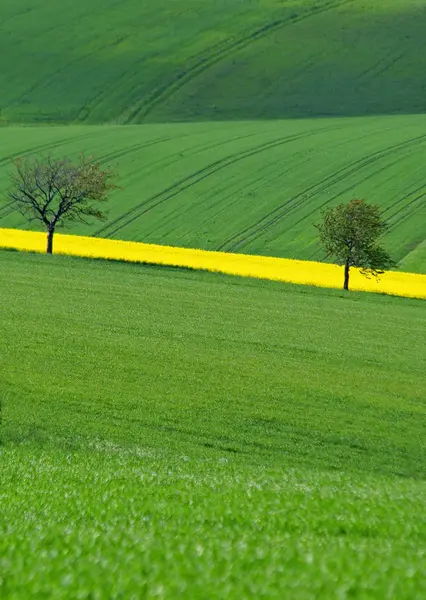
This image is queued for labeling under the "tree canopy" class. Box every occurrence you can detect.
[316,199,394,290]
[8,154,117,253]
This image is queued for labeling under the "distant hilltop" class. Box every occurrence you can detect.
[1,0,426,125]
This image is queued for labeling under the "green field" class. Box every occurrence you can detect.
[1,0,425,270]
[2,0,426,124]
[1,1,426,596]
[1,116,426,272]
[1,250,426,597]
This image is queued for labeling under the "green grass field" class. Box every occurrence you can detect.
[1,1,426,596]
[1,250,426,597]
[1,0,425,270]
[2,0,426,124]
[1,116,426,272]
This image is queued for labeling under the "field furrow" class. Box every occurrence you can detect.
[1,117,425,272]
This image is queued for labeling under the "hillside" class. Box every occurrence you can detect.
[2,250,425,474]
[1,0,426,124]
[1,0,425,271]
[2,2,426,596]
[1,116,425,272]
[1,250,426,597]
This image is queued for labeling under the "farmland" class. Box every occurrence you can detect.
[1,250,426,597]
[1,0,425,270]
[1,0,426,597]
[1,116,426,273]
[1,0,426,124]
[2,228,426,298]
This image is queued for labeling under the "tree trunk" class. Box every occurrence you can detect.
[47,228,54,254]
[343,259,350,291]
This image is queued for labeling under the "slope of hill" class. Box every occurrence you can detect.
[3,250,425,475]
[2,2,426,595]
[1,250,426,597]
[1,116,425,272]
[0,251,425,477]
[1,0,426,124]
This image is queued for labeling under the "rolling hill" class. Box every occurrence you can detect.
[4,250,425,473]
[1,116,425,272]
[2,3,426,593]
[1,0,426,124]
[1,0,425,271]
[1,250,426,597]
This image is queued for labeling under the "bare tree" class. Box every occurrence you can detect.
[316,199,394,291]
[8,154,117,253]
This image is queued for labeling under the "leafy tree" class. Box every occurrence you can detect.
[8,154,117,254]
[316,199,394,291]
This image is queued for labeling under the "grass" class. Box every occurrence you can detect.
[2,1,426,593]
[0,116,426,272]
[1,250,426,597]
[2,447,426,599]
[1,0,425,272]
[1,0,426,124]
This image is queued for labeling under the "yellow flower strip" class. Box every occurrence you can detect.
[1,228,425,299]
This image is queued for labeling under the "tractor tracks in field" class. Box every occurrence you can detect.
[92,127,334,239]
[0,134,188,223]
[217,133,426,253]
[357,50,405,81]
[282,152,411,239]
[119,0,350,123]
[385,182,426,231]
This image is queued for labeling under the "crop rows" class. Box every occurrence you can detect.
[0,117,425,273]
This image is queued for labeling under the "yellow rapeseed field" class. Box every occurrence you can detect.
[1,228,425,299]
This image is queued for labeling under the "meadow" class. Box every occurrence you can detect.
[1,115,426,273]
[1,0,426,124]
[1,250,426,597]
[1,0,426,596]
